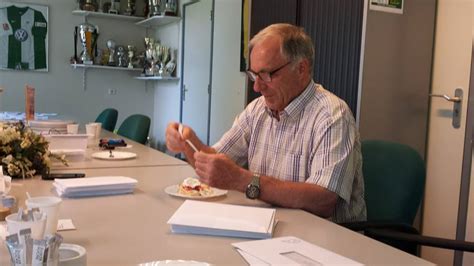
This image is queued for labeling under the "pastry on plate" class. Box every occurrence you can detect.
[178,177,212,196]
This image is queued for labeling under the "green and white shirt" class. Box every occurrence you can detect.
[0,5,47,70]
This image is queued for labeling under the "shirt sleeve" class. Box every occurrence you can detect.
[306,101,359,204]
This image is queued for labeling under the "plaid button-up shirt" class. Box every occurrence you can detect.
[214,81,366,223]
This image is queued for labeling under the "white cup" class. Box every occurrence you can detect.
[6,212,47,240]
[67,123,79,134]
[25,196,62,236]
[85,123,97,138]
[59,243,87,266]
[91,122,102,138]
[0,175,11,196]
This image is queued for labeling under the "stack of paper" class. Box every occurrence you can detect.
[167,200,276,239]
[53,176,137,198]
[232,236,363,265]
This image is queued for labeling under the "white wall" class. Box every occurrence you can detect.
[0,0,153,137]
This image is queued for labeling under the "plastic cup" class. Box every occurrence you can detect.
[5,212,47,240]
[25,196,62,236]
[67,124,79,134]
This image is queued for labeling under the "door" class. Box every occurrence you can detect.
[422,0,473,265]
[180,0,213,144]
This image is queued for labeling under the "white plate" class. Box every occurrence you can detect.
[165,184,227,199]
[91,151,137,160]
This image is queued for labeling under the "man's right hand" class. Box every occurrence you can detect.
[165,122,186,153]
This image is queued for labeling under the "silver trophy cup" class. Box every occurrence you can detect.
[77,22,98,65]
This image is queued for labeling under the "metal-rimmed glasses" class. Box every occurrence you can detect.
[246,61,292,83]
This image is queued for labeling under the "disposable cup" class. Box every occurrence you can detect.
[25,196,62,236]
[91,122,102,138]
[67,124,79,134]
[5,212,47,240]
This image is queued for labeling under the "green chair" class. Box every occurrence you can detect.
[116,114,150,145]
[95,108,118,132]
[340,140,474,255]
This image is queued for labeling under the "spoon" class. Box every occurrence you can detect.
[178,124,199,152]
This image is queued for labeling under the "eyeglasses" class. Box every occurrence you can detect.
[246,61,292,83]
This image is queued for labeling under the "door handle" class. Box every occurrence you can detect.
[429,93,462,102]
[429,88,463,128]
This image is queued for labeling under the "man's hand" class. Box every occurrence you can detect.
[194,151,249,191]
[165,122,185,153]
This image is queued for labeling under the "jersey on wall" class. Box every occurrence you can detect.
[0,3,48,71]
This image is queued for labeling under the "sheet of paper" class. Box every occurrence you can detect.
[236,249,270,266]
[232,236,363,265]
[57,219,76,231]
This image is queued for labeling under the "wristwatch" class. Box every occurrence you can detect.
[245,173,261,199]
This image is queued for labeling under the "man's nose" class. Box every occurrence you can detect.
[253,77,265,92]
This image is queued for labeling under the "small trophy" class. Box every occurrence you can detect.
[109,0,120,14]
[127,45,135,69]
[124,0,136,16]
[107,39,117,66]
[144,37,156,76]
[116,46,127,67]
[148,0,161,17]
[163,0,178,16]
[83,0,97,11]
[165,49,177,76]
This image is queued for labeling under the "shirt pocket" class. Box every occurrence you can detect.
[276,152,308,182]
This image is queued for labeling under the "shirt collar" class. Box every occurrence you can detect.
[264,80,317,120]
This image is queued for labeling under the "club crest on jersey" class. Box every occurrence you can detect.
[2,23,9,31]
[14,28,28,42]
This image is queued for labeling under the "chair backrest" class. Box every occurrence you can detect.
[362,140,425,225]
[95,108,118,132]
[117,114,151,144]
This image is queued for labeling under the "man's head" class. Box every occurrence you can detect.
[248,24,314,112]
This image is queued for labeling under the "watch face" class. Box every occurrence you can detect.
[246,184,260,199]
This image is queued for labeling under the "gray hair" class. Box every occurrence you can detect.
[249,23,314,74]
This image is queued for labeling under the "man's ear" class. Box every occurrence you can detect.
[298,59,310,75]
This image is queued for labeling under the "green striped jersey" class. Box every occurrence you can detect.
[0,5,47,70]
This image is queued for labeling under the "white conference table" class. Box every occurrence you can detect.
[1,165,433,265]
[51,130,186,170]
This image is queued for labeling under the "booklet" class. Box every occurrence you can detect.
[232,236,363,265]
[167,200,276,239]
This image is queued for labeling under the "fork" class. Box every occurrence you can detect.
[178,124,199,152]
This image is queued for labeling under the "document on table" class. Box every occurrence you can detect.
[232,236,363,265]
[167,200,276,239]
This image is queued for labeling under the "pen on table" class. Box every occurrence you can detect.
[178,124,199,152]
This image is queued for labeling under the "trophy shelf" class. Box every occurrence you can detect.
[72,10,143,22]
[134,76,180,81]
[71,63,142,72]
[135,15,181,28]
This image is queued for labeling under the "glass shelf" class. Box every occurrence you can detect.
[134,76,179,81]
[72,10,143,22]
[135,15,181,27]
[71,64,142,71]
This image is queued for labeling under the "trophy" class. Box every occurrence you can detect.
[163,0,178,16]
[82,0,97,11]
[109,0,120,14]
[116,46,127,67]
[124,0,136,16]
[165,48,176,76]
[144,37,157,76]
[106,39,117,66]
[127,45,135,69]
[148,0,161,17]
[75,22,99,65]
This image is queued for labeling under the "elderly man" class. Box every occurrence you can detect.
[166,23,366,223]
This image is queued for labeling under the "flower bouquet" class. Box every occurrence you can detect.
[0,121,68,179]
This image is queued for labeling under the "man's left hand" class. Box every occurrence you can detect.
[194,151,248,191]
